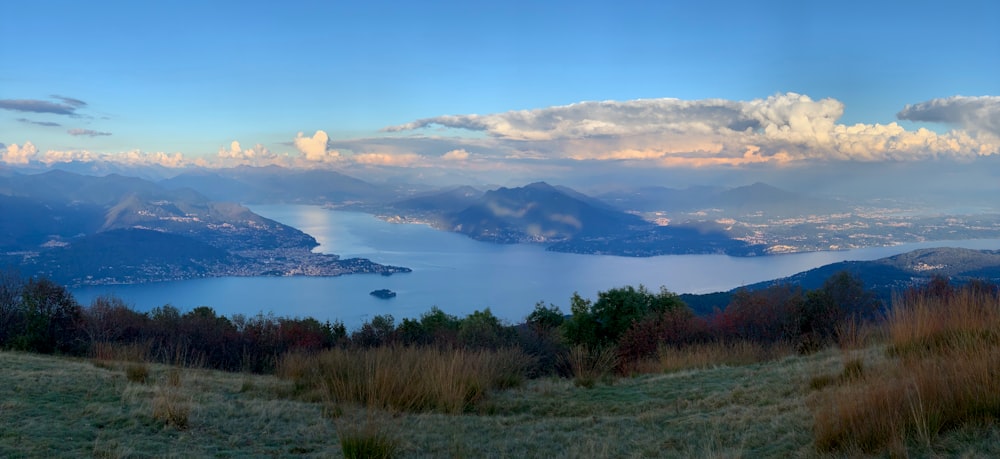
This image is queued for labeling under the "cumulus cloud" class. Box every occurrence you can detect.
[215,140,284,166]
[33,148,191,168]
[17,118,61,127]
[385,92,1000,167]
[352,152,422,167]
[897,96,1000,137]
[2,142,37,164]
[294,130,340,162]
[441,149,470,161]
[68,128,111,137]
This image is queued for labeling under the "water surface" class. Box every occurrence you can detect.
[71,205,1000,327]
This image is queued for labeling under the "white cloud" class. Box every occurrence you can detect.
[2,142,37,164]
[352,152,422,167]
[294,130,340,162]
[214,140,282,166]
[384,92,1000,167]
[441,149,470,161]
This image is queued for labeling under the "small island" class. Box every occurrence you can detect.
[370,289,397,299]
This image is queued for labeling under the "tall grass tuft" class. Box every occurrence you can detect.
[278,346,532,414]
[566,345,618,388]
[151,385,190,430]
[812,286,1000,453]
[125,363,149,384]
[339,423,399,459]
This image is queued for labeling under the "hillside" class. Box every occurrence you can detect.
[0,171,409,285]
[680,246,1000,315]
[4,342,997,457]
[446,182,646,243]
[390,185,483,214]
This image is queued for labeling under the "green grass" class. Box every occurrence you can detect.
[0,351,341,458]
[3,340,999,457]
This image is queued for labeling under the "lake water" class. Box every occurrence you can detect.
[71,205,1000,327]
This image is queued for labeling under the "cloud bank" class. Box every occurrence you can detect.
[384,93,999,167]
[897,96,1000,137]
[3,93,998,181]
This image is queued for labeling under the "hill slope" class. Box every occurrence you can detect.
[445,182,646,243]
[0,171,409,285]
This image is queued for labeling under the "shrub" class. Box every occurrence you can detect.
[716,284,802,344]
[457,308,516,350]
[399,307,460,347]
[617,307,705,363]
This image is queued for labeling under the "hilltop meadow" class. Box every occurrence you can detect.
[1,271,999,457]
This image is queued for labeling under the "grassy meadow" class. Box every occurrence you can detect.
[3,337,999,457]
[2,276,1000,457]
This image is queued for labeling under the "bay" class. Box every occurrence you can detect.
[71,205,1000,327]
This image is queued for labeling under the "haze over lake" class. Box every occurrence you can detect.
[72,205,1000,327]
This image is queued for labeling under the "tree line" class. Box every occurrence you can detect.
[1,268,990,377]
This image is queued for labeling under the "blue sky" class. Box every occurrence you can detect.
[2,0,999,185]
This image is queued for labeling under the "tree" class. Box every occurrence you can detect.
[525,301,564,331]
[13,278,83,354]
[458,308,515,349]
[563,285,688,348]
[821,271,881,322]
[352,314,397,347]
[722,284,802,344]
[0,270,25,347]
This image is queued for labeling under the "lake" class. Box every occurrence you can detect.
[71,205,1000,327]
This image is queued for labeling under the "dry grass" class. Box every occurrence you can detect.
[125,362,149,384]
[279,346,533,414]
[338,421,400,459]
[151,384,190,430]
[625,340,794,375]
[565,345,619,388]
[90,341,150,363]
[812,288,1000,454]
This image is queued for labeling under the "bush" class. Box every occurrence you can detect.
[715,284,802,344]
[563,285,687,349]
[617,307,705,363]
[457,308,516,350]
[399,307,459,347]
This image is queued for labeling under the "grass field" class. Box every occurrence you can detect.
[3,296,1000,459]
